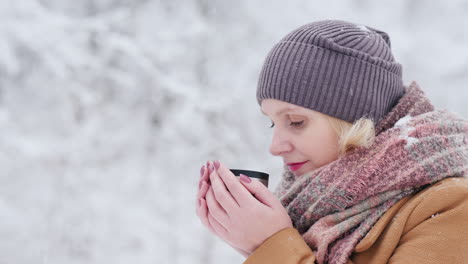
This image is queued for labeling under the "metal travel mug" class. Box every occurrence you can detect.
[230,169,269,188]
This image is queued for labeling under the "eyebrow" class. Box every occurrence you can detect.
[261,107,300,117]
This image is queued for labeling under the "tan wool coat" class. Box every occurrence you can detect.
[244,177,468,264]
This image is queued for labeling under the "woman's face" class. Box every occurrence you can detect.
[261,99,341,177]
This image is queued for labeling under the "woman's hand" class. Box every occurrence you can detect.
[201,160,293,255]
[195,161,251,257]
[196,161,212,231]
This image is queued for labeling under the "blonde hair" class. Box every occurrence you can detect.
[325,115,376,156]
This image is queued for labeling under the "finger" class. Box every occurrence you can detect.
[195,185,215,229]
[197,198,217,233]
[196,180,209,216]
[205,187,230,226]
[207,211,228,238]
[200,164,205,179]
[238,174,280,208]
[196,197,206,221]
[214,161,253,206]
[197,181,209,200]
[197,198,223,238]
[209,165,239,213]
[198,199,209,225]
[199,163,211,188]
[196,164,210,203]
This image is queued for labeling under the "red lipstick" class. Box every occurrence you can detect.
[287,161,308,171]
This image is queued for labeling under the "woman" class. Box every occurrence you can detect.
[195,20,468,264]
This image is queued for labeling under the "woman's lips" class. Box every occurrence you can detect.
[287,161,308,171]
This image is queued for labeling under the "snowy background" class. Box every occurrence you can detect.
[0,1,467,264]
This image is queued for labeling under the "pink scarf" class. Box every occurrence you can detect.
[275,82,468,264]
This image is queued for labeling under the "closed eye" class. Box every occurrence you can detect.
[269,120,304,128]
[290,121,304,127]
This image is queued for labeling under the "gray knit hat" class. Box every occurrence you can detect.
[256,20,404,123]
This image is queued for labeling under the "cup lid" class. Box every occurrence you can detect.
[230,169,269,180]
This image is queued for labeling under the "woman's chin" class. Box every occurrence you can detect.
[293,167,315,177]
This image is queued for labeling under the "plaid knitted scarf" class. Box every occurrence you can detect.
[274,82,468,264]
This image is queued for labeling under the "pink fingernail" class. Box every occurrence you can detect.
[240,174,252,183]
[213,160,220,170]
[200,165,205,177]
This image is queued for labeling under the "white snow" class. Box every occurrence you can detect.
[395,115,420,148]
[357,24,371,32]
[395,115,413,127]
[406,137,420,147]
[0,1,467,264]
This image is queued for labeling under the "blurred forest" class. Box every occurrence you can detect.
[0,0,467,263]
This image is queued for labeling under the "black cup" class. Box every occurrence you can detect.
[230,169,269,188]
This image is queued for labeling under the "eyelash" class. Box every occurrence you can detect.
[269,121,304,128]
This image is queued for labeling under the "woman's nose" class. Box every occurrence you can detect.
[269,130,292,156]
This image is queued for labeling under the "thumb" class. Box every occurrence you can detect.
[239,174,279,208]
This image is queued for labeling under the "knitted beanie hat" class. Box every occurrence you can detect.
[256,20,405,124]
